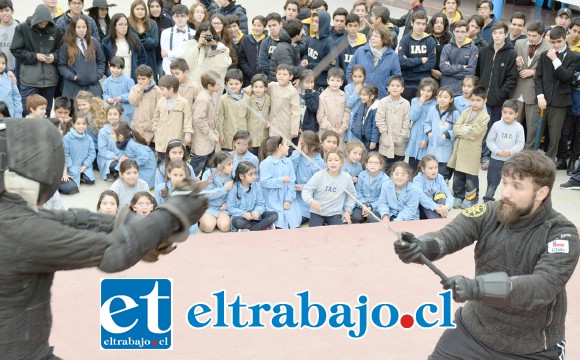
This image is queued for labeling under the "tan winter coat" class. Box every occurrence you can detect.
[247,93,271,147]
[375,96,411,158]
[178,78,201,107]
[267,82,301,140]
[448,109,490,175]
[183,40,232,92]
[191,89,219,156]
[128,84,161,143]
[218,93,250,150]
[152,94,193,153]
[317,88,350,144]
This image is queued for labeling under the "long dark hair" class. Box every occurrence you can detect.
[194,21,218,41]
[233,161,256,199]
[88,7,110,38]
[109,13,143,55]
[161,159,190,198]
[208,13,237,64]
[428,12,452,44]
[97,190,119,211]
[259,136,284,162]
[413,154,439,178]
[64,15,96,64]
[114,120,149,146]
[129,0,153,31]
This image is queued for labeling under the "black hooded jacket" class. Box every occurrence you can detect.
[476,40,518,107]
[303,11,338,88]
[269,29,302,82]
[10,5,63,87]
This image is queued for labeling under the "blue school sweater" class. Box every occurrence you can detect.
[201,168,233,217]
[302,11,337,88]
[424,105,460,163]
[377,180,420,221]
[97,124,125,180]
[63,129,96,187]
[290,151,326,218]
[226,182,266,217]
[231,150,259,179]
[260,155,302,228]
[355,170,391,211]
[412,172,454,210]
[103,74,135,123]
[124,138,156,188]
[406,97,437,159]
[398,33,437,88]
[0,72,22,117]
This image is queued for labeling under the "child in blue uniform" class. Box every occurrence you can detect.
[199,152,234,233]
[378,161,420,221]
[230,130,259,178]
[406,78,438,172]
[290,130,326,222]
[227,161,278,232]
[412,154,453,219]
[352,152,390,223]
[59,114,97,195]
[259,136,302,229]
[341,140,365,184]
[97,106,126,181]
[155,139,195,186]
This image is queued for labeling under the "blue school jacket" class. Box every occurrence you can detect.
[454,95,488,115]
[424,105,460,163]
[406,97,437,159]
[231,150,259,179]
[63,129,96,187]
[155,180,198,234]
[351,100,380,146]
[341,161,363,178]
[344,82,363,142]
[97,124,125,180]
[155,162,195,187]
[412,172,454,210]
[290,151,326,218]
[103,74,135,123]
[260,155,302,228]
[377,180,420,221]
[355,170,391,211]
[0,73,22,117]
[125,138,156,188]
[226,182,266,217]
[201,168,233,217]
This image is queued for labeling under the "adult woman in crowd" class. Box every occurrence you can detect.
[85,0,116,42]
[210,13,237,66]
[102,13,147,82]
[442,0,462,31]
[427,12,452,82]
[188,3,208,31]
[58,15,106,98]
[149,0,174,78]
[346,24,401,99]
[129,0,159,79]
[181,21,232,89]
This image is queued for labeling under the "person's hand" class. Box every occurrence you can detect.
[243,212,252,220]
[115,96,122,103]
[184,134,191,146]
[79,165,86,173]
[291,133,298,138]
[547,48,557,61]
[219,135,225,145]
[419,139,427,149]
[342,212,352,224]
[62,174,70,182]
[7,71,16,84]
[251,211,260,220]
[427,132,432,137]
[519,69,534,78]
[515,55,524,68]
[310,200,321,212]
[418,94,427,106]
[107,98,116,104]
[295,184,303,191]
[382,215,390,222]
[441,276,478,302]
[421,57,428,64]
[44,54,55,64]
[301,59,308,67]
[283,201,291,210]
[161,49,169,57]
[538,96,547,110]
[119,155,128,163]
[431,69,441,79]
[393,232,424,264]
[355,83,363,94]
[36,53,47,62]
[219,203,228,211]
[281,176,291,183]
[224,180,234,191]
[361,206,369,217]
[370,142,376,150]
[352,176,358,184]
[337,129,344,136]
[435,205,449,218]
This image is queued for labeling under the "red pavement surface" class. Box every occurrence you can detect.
[50,220,580,359]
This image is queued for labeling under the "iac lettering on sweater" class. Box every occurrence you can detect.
[486,120,525,161]
[398,33,436,87]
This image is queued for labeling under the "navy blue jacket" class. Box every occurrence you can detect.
[101,35,147,83]
[398,32,436,87]
[258,36,279,76]
[330,26,345,44]
[352,100,380,144]
[303,11,338,88]
[346,44,401,99]
[217,3,248,35]
[338,33,367,74]
[301,89,319,133]
[238,32,265,85]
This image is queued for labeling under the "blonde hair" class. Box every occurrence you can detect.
[344,140,366,163]
[76,91,107,131]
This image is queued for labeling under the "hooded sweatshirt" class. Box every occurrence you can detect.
[10,4,63,87]
[477,40,518,107]
[217,1,248,35]
[338,32,367,74]
[257,34,279,76]
[269,29,302,82]
[238,31,266,85]
[398,32,437,87]
[303,11,337,88]
[480,13,497,45]
[439,37,478,95]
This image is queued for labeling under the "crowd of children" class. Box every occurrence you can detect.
[1,0,577,232]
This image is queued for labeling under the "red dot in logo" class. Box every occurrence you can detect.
[153,340,158,346]
[400,314,414,329]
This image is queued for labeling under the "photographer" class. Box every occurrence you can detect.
[181,21,232,91]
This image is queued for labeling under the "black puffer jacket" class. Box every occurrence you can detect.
[217,2,248,35]
[10,5,63,87]
[476,40,518,107]
[268,29,302,82]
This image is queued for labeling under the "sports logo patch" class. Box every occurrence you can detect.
[547,239,569,254]
[462,203,486,218]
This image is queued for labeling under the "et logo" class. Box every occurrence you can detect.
[100,279,172,350]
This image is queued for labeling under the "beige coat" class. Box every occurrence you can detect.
[152,94,193,153]
[191,89,219,156]
[267,82,301,140]
[375,96,411,158]
[178,78,201,107]
[448,109,490,175]
[182,40,232,92]
[128,84,161,143]
[247,93,271,147]
[317,88,350,144]
[218,93,250,150]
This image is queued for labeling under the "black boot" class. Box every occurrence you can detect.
[556,158,568,170]
[568,158,578,176]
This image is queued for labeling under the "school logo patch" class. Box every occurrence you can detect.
[462,203,486,218]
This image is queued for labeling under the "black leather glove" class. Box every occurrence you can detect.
[157,178,208,240]
[442,276,478,302]
[393,232,423,264]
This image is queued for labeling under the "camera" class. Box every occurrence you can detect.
[204,34,213,43]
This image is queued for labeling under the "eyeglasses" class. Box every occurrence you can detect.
[135,202,153,208]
